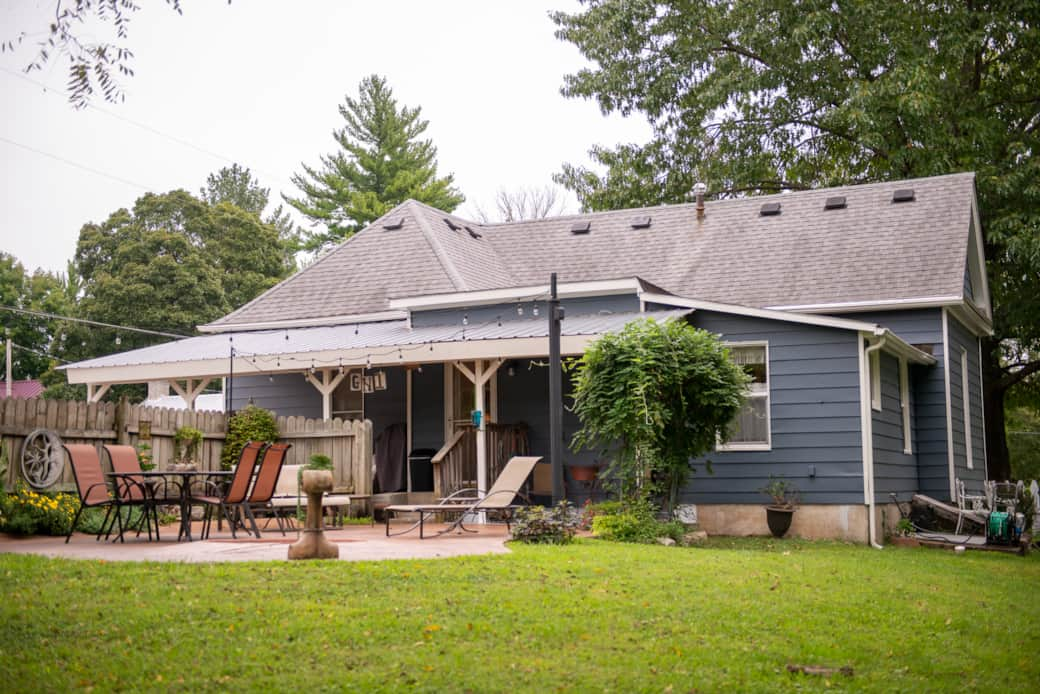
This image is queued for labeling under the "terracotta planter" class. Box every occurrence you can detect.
[570,466,599,482]
[765,506,795,538]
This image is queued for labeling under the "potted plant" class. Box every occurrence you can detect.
[172,426,204,470]
[136,442,155,471]
[760,477,798,538]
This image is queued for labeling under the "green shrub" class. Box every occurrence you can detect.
[222,404,278,469]
[173,426,204,464]
[590,497,685,544]
[307,453,333,470]
[510,501,579,544]
[73,505,149,536]
[0,483,80,536]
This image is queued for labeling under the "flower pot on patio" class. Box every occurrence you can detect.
[288,469,339,560]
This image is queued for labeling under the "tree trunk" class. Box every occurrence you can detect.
[982,338,1011,480]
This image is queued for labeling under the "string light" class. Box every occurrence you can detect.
[496,315,502,327]
[114,336,121,345]
[462,314,469,326]
[532,305,540,317]
[517,304,523,316]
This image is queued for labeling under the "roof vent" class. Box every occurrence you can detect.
[464,225,482,239]
[630,216,652,229]
[382,216,405,230]
[759,202,782,216]
[444,218,461,231]
[824,196,847,210]
[570,220,591,234]
[892,189,915,203]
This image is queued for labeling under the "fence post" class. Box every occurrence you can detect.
[114,396,131,445]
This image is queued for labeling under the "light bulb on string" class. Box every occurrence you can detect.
[462,314,469,326]
[496,316,502,327]
[114,336,121,345]
[517,304,523,316]
[532,305,540,317]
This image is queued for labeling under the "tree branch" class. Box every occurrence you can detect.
[995,359,1040,392]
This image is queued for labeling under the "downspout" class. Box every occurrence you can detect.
[863,335,887,549]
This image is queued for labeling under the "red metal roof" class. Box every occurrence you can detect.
[0,380,45,399]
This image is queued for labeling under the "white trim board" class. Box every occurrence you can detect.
[389,278,645,311]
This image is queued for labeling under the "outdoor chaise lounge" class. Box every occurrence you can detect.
[384,455,541,538]
[266,464,354,530]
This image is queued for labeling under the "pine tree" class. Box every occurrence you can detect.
[284,75,465,251]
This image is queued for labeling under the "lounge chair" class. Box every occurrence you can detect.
[63,444,126,544]
[195,441,266,539]
[384,455,542,538]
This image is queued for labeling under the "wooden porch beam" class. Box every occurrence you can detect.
[86,383,111,403]
[305,368,348,420]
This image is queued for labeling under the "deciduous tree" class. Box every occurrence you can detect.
[571,318,748,514]
[553,0,1040,478]
[285,75,465,251]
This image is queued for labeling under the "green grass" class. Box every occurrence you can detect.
[1,539,1038,692]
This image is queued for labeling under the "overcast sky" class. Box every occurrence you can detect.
[0,1,650,275]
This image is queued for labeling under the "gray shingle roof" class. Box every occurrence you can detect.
[206,173,976,328]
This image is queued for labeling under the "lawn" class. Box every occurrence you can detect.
[1,538,1037,692]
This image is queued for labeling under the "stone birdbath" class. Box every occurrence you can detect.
[288,467,339,560]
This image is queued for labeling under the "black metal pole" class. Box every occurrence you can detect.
[549,272,565,503]
[226,338,234,414]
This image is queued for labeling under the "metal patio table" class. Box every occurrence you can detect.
[108,469,234,542]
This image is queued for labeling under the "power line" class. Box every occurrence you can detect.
[0,65,295,189]
[0,305,190,339]
[0,135,157,191]
[11,341,70,364]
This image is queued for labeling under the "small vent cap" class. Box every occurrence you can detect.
[382,216,405,230]
[570,220,592,234]
[464,225,482,239]
[824,196,847,210]
[759,202,782,216]
[630,216,652,229]
[443,218,461,231]
[892,189,915,203]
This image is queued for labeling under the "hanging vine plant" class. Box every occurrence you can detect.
[570,317,749,514]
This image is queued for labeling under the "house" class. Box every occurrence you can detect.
[62,172,991,543]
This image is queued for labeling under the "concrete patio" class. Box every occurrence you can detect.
[0,520,512,563]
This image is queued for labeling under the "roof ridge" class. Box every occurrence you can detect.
[478,171,978,231]
[407,200,470,291]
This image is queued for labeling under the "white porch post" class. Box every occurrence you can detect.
[305,368,348,421]
[452,358,504,498]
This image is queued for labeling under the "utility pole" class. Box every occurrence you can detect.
[5,328,11,398]
[549,273,565,503]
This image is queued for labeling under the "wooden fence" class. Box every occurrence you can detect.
[0,397,372,494]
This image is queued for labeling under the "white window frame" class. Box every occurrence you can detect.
[870,350,882,411]
[961,348,974,470]
[899,358,912,454]
[717,341,771,452]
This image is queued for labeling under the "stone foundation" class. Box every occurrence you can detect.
[694,503,903,544]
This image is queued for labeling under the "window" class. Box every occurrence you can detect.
[961,349,973,469]
[719,344,770,450]
[899,358,912,454]
[870,350,882,411]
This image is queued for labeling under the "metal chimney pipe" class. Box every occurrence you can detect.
[694,182,707,220]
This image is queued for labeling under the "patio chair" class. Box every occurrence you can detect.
[103,444,168,541]
[195,441,266,540]
[384,455,541,538]
[238,442,292,537]
[63,444,125,544]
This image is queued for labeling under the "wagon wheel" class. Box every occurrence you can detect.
[20,429,65,489]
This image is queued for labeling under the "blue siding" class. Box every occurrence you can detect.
[872,352,918,501]
[498,360,600,476]
[834,309,949,499]
[948,315,987,486]
[410,295,640,328]
[685,312,865,505]
[231,373,321,418]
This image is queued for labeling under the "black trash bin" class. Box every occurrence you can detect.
[408,448,436,492]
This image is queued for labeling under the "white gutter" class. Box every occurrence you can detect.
[861,334,886,550]
[389,278,643,311]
